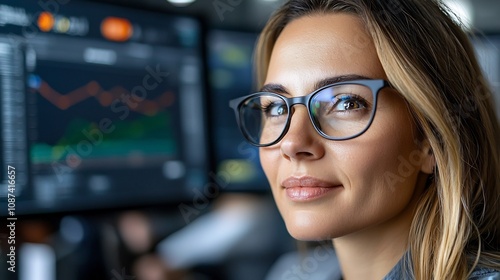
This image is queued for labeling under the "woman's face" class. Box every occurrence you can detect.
[260,13,432,240]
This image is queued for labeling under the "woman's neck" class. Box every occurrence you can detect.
[332,198,417,280]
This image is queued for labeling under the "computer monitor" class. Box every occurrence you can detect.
[472,34,500,111]
[207,29,270,192]
[0,0,209,214]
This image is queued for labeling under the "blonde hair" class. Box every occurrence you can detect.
[255,0,500,279]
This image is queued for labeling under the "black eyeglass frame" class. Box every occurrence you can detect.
[229,79,391,147]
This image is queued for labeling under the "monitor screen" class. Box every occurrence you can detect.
[473,34,500,111]
[0,0,209,214]
[207,30,270,192]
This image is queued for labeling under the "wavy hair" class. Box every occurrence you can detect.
[254,0,500,279]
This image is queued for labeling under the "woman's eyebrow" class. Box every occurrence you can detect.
[259,83,288,94]
[259,74,373,94]
[315,74,373,89]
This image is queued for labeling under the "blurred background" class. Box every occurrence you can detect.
[0,0,498,279]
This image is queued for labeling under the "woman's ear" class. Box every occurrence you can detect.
[419,138,435,174]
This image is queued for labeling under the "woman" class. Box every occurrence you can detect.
[229,0,500,279]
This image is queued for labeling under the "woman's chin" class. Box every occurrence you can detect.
[281,210,348,241]
[285,224,342,241]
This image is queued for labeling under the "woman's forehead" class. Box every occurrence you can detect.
[266,13,386,94]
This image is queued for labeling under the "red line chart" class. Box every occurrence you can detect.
[34,80,175,116]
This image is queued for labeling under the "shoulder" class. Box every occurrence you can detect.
[469,267,500,280]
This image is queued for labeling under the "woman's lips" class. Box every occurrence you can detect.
[285,187,337,201]
[281,176,341,201]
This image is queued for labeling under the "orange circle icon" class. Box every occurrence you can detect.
[101,17,133,42]
[38,12,54,32]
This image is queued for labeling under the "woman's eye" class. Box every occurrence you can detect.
[332,95,367,112]
[263,102,288,117]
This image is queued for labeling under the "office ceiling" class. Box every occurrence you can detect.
[97,0,500,34]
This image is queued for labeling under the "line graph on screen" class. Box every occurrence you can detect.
[29,74,179,164]
[31,76,175,116]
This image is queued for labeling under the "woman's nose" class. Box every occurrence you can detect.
[279,107,325,161]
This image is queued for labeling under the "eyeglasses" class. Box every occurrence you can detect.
[229,79,390,147]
